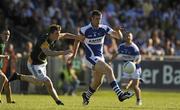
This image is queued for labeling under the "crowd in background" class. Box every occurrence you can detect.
[0,0,180,57]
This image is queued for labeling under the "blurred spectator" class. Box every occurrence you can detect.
[58,45,80,96]
[164,39,175,56]
[175,41,180,56]
[151,30,165,55]
[104,37,117,59]
[142,0,153,17]
[2,43,16,78]
[0,0,180,57]
[20,41,33,94]
[141,38,155,56]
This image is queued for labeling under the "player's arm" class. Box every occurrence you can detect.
[109,30,123,40]
[0,54,9,59]
[42,48,72,56]
[71,28,85,59]
[133,45,141,64]
[133,55,141,64]
[59,33,85,42]
[41,41,72,56]
[109,26,125,40]
[71,40,81,59]
[105,26,123,40]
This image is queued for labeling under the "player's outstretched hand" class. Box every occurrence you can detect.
[115,26,125,31]
[5,55,10,60]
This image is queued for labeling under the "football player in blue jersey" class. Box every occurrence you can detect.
[110,31,142,105]
[69,10,134,105]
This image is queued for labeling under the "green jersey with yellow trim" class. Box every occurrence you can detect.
[0,39,5,69]
[30,34,56,65]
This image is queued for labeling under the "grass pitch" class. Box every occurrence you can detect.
[0,90,180,110]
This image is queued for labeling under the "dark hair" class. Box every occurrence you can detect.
[48,24,61,34]
[90,10,102,17]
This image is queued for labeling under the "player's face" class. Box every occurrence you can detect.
[125,33,133,43]
[52,30,61,40]
[1,30,10,42]
[91,15,102,27]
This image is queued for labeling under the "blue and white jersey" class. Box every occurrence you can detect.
[79,23,113,66]
[118,42,141,68]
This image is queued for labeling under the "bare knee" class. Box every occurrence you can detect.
[95,61,112,74]
[43,78,53,88]
[3,80,10,92]
[132,83,140,90]
[2,76,8,85]
[1,74,7,81]
[104,64,113,73]
[4,80,9,86]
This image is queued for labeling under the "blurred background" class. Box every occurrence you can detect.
[0,0,180,95]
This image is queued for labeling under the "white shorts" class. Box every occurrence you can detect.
[121,68,142,80]
[27,63,48,81]
[85,56,105,69]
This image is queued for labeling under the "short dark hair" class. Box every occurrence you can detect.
[90,10,102,17]
[48,24,61,34]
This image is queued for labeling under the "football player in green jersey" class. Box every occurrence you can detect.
[9,24,84,105]
[0,27,15,103]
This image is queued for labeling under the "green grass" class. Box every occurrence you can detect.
[1,90,180,110]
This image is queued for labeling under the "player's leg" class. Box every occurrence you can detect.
[0,72,5,103]
[131,68,142,105]
[9,64,64,105]
[131,79,142,105]
[120,72,132,90]
[94,60,134,102]
[19,74,44,86]
[82,71,104,105]
[3,79,14,103]
[125,80,133,90]
[29,64,64,105]
[30,64,64,105]
[9,72,44,86]
[10,75,63,105]
[42,76,64,105]
[120,78,131,90]
[0,71,14,103]
[90,71,104,90]
[9,63,45,86]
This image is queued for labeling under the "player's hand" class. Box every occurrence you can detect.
[76,35,85,42]
[115,26,125,31]
[5,55,10,60]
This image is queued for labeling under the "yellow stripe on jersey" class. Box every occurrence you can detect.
[41,41,49,49]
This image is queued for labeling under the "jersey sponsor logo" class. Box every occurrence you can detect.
[89,38,101,43]
[87,35,93,37]
[85,37,104,44]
